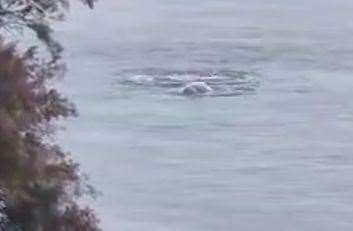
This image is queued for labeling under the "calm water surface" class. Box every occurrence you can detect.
[57,1,353,230]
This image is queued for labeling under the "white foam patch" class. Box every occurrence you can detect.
[118,69,259,97]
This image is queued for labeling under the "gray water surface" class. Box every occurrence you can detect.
[57,1,353,230]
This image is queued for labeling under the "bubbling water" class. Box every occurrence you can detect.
[117,69,259,97]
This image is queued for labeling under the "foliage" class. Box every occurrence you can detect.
[0,0,100,230]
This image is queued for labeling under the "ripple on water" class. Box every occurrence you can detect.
[116,69,260,97]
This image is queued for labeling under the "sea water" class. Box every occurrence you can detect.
[57,1,353,230]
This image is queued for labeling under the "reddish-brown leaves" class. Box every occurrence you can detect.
[0,39,100,231]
